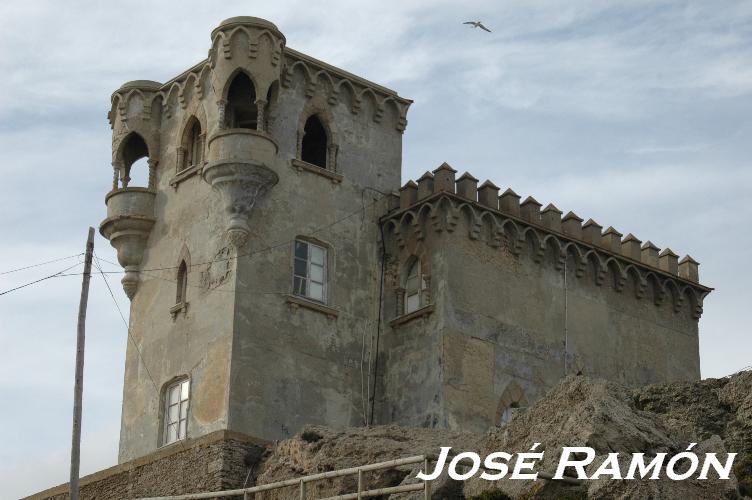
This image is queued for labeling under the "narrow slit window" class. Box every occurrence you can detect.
[163,378,189,445]
[293,240,327,303]
[188,121,202,168]
[404,259,423,314]
[176,261,187,304]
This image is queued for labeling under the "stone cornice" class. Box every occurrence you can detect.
[382,187,711,320]
[110,38,412,131]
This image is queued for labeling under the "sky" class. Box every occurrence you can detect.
[0,0,751,497]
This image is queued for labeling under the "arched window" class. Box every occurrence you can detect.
[495,381,528,427]
[187,121,202,169]
[226,72,257,129]
[120,133,150,188]
[301,115,328,168]
[162,377,190,445]
[499,402,520,426]
[176,260,187,305]
[404,259,424,314]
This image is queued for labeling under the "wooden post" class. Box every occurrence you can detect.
[70,227,94,500]
[357,468,363,499]
[299,478,306,500]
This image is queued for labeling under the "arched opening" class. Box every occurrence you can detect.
[186,120,202,169]
[226,72,257,129]
[176,260,188,304]
[120,133,150,188]
[404,258,424,314]
[495,381,529,427]
[499,402,520,426]
[301,115,328,168]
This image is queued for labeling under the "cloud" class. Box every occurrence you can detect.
[1,0,751,497]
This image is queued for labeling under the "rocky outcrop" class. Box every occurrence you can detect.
[252,370,751,499]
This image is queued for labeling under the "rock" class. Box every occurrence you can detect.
[246,370,751,499]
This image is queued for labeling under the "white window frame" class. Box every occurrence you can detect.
[293,239,328,304]
[404,259,424,314]
[162,378,190,445]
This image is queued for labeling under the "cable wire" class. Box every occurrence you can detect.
[0,253,84,276]
[92,254,189,453]
[0,262,82,296]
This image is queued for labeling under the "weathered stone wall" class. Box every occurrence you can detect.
[109,17,407,460]
[379,190,702,432]
[226,44,402,440]
[25,431,263,500]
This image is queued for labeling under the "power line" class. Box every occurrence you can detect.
[92,254,189,454]
[103,193,386,276]
[0,262,82,296]
[0,253,83,276]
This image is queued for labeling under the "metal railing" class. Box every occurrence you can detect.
[136,454,430,500]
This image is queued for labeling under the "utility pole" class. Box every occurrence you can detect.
[70,227,94,500]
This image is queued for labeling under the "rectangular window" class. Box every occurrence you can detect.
[163,379,189,445]
[293,240,327,303]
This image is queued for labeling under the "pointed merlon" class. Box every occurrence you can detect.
[582,219,602,245]
[679,255,700,282]
[621,233,642,260]
[562,211,583,238]
[499,188,521,216]
[541,204,563,231]
[456,172,479,200]
[417,171,434,199]
[433,163,457,193]
[477,180,500,209]
[520,196,542,222]
[399,180,418,209]
[601,226,623,253]
[659,247,679,275]
[640,240,660,267]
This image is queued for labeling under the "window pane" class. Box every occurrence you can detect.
[310,263,324,282]
[406,275,418,294]
[169,385,180,405]
[295,240,308,259]
[309,282,324,301]
[310,245,325,266]
[180,400,189,419]
[294,258,308,277]
[294,276,306,296]
[179,419,187,439]
[407,261,419,279]
[168,404,179,423]
[180,381,190,401]
[167,424,177,443]
[406,293,420,313]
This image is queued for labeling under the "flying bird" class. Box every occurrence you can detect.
[463,21,492,32]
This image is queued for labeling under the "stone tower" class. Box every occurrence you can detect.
[102,16,711,466]
[103,17,410,462]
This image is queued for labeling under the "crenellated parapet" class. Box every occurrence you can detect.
[383,163,712,320]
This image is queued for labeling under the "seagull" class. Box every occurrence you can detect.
[463,21,492,32]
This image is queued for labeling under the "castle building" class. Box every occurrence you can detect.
[102,16,711,464]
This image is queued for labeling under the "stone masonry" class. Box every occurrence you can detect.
[97,15,712,469]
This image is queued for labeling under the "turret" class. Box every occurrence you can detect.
[204,17,287,247]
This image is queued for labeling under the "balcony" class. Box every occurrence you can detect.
[99,187,156,299]
[203,129,279,247]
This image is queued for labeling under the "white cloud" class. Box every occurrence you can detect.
[1,0,751,496]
